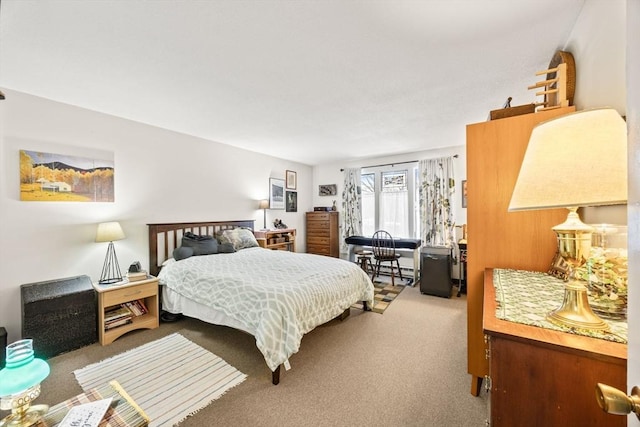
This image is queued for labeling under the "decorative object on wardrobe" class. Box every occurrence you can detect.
[509,108,627,331]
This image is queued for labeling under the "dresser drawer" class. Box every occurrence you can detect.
[308,245,331,255]
[308,236,330,245]
[308,212,331,221]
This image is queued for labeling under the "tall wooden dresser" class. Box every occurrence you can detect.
[306,211,339,257]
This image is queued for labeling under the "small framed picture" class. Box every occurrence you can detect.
[286,170,297,190]
[269,178,285,210]
[461,180,468,208]
[319,184,337,196]
[286,191,297,212]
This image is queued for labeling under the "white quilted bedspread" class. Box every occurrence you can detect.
[158,247,374,371]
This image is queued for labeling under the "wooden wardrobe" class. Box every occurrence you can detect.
[465,107,574,396]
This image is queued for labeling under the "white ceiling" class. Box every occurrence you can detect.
[0,0,585,166]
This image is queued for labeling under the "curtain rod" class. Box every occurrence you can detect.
[340,154,458,172]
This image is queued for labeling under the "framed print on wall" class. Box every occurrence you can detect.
[286,191,297,212]
[462,180,468,208]
[286,170,297,190]
[318,184,337,196]
[269,178,285,210]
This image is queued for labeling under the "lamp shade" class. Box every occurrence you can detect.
[95,221,125,243]
[0,339,49,396]
[258,199,269,209]
[509,108,627,211]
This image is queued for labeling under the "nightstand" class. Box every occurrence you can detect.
[93,276,159,345]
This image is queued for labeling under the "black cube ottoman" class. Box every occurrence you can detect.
[21,275,97,359]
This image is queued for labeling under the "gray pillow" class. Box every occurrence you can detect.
[218,242,236,253]
[173,246,194,261]
[182,232,218,255]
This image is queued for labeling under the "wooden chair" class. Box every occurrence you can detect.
[371,230,403,286]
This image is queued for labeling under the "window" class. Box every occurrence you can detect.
[361,163,419,238]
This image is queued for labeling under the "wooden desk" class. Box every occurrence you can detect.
[254,228,296,251]
[483,268,627,427]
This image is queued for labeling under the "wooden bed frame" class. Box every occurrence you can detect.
[147,219,354,385]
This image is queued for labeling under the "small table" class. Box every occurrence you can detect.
[93,276,159,345]
[39,380,149,427]
[355,250,373,275]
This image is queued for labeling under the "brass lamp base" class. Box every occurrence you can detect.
[0,404,49,427]
[547,281,609,331]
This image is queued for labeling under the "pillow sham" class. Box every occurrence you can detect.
[219,227,259,250]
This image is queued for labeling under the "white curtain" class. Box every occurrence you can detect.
[419,157,456,247]
[341,168,362,252]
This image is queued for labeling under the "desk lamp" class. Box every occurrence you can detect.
[508,108,627,331]
[96,221,126,284]
[258,199,269,230]
[0,339,50,427]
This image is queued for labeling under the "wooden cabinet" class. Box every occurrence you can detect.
[94,276,159,345]
[254,228,296,251]
[306,211,339,257]
[466,107,574,395]
[483,269,626,427]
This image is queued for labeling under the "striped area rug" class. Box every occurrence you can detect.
[74,333,246,427]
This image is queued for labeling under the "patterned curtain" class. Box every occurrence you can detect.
[341,168,362,252]
[419,157,456,247]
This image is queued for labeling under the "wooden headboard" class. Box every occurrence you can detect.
[147,220,255,276]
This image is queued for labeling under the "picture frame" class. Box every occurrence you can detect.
[269,178,285,210]
[286,170,297,190]
[318,184,337,196]
[286,191,297,212]
[461,180,468,208]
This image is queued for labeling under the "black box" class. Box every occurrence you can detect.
[420,246,453,298]
[21,275,97,359]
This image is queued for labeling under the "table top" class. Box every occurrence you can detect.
[39,380,149,427]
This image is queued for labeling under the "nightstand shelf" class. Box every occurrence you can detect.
[254,229,296,251]
[93,276,159,345]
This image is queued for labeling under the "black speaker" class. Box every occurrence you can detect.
[0,327,6,368]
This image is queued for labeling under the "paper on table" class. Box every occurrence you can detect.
[58,397,113,427]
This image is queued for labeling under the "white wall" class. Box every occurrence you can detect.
[0,89,312,341]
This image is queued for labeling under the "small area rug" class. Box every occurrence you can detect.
[352,276,407,314]
[74,333,246,427]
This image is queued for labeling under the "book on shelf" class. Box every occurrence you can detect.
[105,318,133,330]
[105,306,133,322]
[126,270,149,282]
[121,300,148,316]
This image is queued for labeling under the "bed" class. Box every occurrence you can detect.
[148,220,374,385]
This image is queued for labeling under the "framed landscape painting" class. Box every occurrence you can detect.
[19,149,114,202]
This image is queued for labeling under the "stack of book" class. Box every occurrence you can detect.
[121,300,148,316]
[104,306,133,330]
[126,270,149,282]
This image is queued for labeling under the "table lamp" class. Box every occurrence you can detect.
[508,108,627,331]
[258,199,269,230]
[0,339,50,427]
[96,221,126,284]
